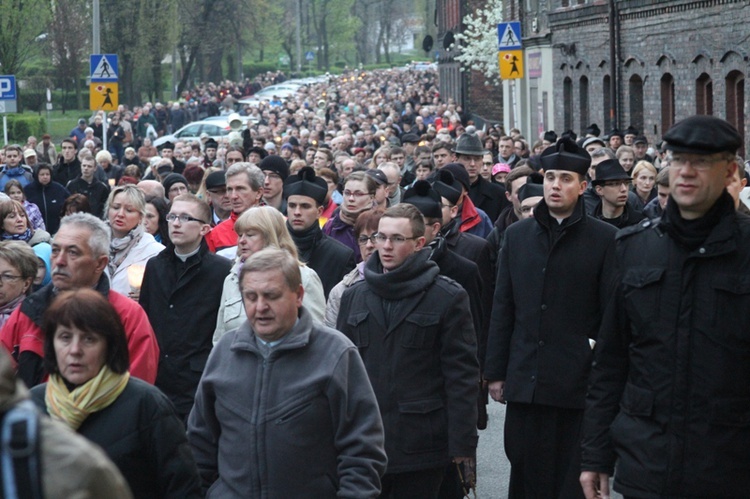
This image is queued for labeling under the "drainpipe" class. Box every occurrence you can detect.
[609,0,618,129]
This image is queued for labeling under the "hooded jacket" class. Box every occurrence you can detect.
[23,170,70,235]
[0,164,34,190]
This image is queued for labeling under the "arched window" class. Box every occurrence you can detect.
[696,73,713,115]
[579,76,589,133]
[726,70,745,154]
[660,73,675,135]
[629,74,644,132]
[563,77,573,131]
[603,75,611,131]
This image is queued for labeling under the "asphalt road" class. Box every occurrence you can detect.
[475,401,622,499]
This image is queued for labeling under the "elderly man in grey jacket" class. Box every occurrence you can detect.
[188,247,387,498]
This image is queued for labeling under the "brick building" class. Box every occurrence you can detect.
[547,0,748,154]
[436,0,504,126]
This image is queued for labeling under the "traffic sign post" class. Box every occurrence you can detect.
[497,22,522,51]
[305,51,315,62]
[0,75,18,145]
[91,54,119,152]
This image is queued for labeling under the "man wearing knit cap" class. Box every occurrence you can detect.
[284,167,355,299]
[162,173,189,202]
[581,116,750,499]
[485,137,617,499]
[259,155,290,213]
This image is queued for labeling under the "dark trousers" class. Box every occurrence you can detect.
[505,402,585,499]
[380,467,444,499]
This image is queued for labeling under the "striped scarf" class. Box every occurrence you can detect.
[45,366,130,430]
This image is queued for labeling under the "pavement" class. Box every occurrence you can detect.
[474,401,622,499]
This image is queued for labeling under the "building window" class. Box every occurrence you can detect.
[579,76,589,133]
[660,73,675,135]
[603,75,611,131]
[696,73,713,115]
[563,77,573,131]
[726,70,745,154]
[629,74,644,132]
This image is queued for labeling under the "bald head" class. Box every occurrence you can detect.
[137,180,165,200]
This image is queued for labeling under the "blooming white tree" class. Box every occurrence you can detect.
[453,0,504,85]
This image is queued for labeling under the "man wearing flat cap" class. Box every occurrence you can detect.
[285,167,355,299]
[485,138,617,498]
[591,159,645,228]
[581,116,750,499]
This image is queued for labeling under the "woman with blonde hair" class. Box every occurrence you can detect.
[372,145,391,167]
[213,206,326,344]
[631,160,658,209]
[105,184,164,296]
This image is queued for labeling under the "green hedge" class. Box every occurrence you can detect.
[4,115,47,143]
[19,90,90,113]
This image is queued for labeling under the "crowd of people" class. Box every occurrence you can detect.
[0,64,749,499]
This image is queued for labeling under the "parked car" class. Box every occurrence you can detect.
[153,119,234,148]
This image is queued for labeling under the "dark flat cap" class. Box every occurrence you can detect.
[454,132,484,156]
[608,128,624,139]
[204,138,218,149]
[366,169,388,186]
[246,146,268,159]
[592,159,631,186]
[633,135,648,145]
[283,166,327,205]
[432,169,462,205]
[543,130,557,143]
[259,155,290,180]
[205,170,226,190]
[401,133,420,144]
[625,126,639,136]
[539,137,591,176]
[442,163,471,192]
[663,115,742,155]
[517,182,544,202]
[402,180,442,219]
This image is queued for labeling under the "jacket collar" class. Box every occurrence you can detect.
[229,306,313,356]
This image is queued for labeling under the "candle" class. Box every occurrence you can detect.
[127,264,146,290]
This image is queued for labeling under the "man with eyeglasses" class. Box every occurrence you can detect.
[139,194,232,422]
[337,203,479,497]
[581,116,750,499]
[259,155,289,213]
[591,159,645,229]
[485,138,617,499]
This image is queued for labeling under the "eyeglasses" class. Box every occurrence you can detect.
[166,213,206,224]
[483,162,493,166]
[670,154,729,171]
[0,274,23,284]
[343,190,371,198]
[357,234,377,245]
[264,172,282,181]
[373,233,418,245]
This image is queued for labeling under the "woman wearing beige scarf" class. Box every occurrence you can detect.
[29,288,201,499]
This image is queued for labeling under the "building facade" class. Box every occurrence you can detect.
[548,0,748,154]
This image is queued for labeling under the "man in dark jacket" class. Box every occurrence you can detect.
[284,167,355,299]
[485,138,617,499]
[337,204,479,497]
[53,139,81,187]
[455,132,508,223]
[23,163,70,235]
[581,115,750,499]
[139,194,232,421]
[591,158,645,228]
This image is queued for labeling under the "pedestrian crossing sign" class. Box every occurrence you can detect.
[499,51,524,79]
[90,54,118,82]
[497,22,522,50]
[90,83,118,111]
